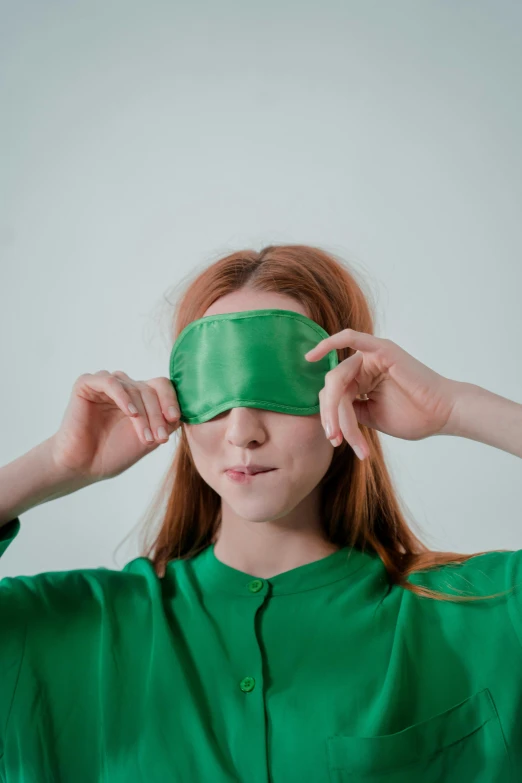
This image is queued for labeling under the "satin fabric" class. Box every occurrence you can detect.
[169,308,339,424]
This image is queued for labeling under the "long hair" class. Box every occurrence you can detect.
[120,244,517,603]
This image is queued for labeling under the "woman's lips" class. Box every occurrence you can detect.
[225,468,277,483]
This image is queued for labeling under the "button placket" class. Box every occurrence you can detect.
[238,578,267,694]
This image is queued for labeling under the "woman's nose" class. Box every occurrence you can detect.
[224,408,266,443]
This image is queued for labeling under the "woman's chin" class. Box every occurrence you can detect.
[224,498,290,523]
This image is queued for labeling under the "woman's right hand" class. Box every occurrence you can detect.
[49,371,182,483]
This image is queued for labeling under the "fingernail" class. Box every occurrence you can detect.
[168,406,179,419]
[353,444,365,460]
[157,427,168,440]
[144,428,154,442]
[128,403,138,414]
[324,423,332,438]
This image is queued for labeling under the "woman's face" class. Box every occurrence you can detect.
[183,289,335,527]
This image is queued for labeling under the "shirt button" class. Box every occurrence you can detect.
[240,676,256,692]
[248,579,264,593]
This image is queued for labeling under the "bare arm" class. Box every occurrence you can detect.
[439,381,522,458]
[0,437,94,528]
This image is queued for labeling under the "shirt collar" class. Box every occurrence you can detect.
[186,542,375,596]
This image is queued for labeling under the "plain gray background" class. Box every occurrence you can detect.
[1,0,520,578]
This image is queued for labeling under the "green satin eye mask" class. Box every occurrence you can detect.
[168,308,339,424]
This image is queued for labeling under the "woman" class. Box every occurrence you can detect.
[1,244,521,782]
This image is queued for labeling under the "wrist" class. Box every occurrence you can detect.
[439,380,478,438]
[0,437,95,527]
[439,381,522,458]
[43,435,99,494]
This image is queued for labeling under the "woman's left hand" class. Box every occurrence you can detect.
[304,329,459,460]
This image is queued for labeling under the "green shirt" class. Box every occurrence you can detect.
[1,516,521,782]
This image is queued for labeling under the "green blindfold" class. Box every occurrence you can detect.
[169,308,339,424]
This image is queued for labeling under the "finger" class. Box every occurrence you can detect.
[115,381,162,447]
[304,328,384,362]
[111,373,181,445]
[337,394,368,459]
[81,373,157,448]
[351,398,375,431]
[106,372,168,446]
[144,377,181,425]
[319,352,368,457]
[82,372,142,419]
[319,352,363,437]
[116,372,181,425]
[132,382,179,444]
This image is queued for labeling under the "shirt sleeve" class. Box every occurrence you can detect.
[0,517,27,756]
[0,518,21,558]
[464,548,522,651]
[502,549,522,650]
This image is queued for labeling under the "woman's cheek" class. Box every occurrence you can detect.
[286,422,332,458]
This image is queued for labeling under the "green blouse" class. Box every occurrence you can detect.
[1,516,521,782]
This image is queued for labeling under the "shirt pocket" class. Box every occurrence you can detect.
[326,687,511,783]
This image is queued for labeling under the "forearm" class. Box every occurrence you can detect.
[441,381,522,458]
[0,437,93,528]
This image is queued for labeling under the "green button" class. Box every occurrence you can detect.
[248,579,264,593]
[240,676,256,692]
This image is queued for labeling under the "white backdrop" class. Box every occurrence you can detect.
[1,0,520,578]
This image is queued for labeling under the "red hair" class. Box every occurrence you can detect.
[120,244,517,603]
